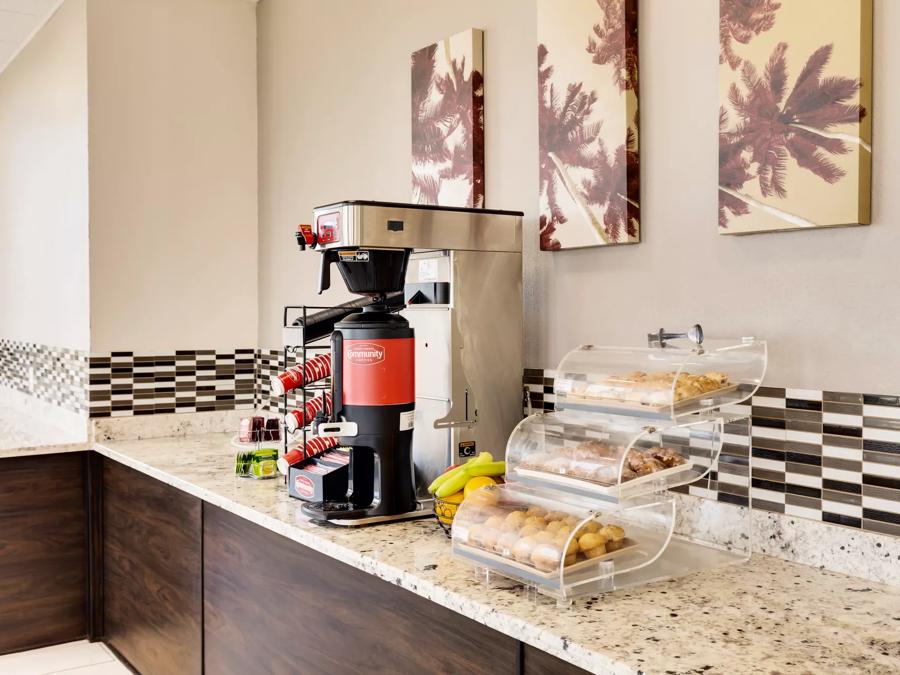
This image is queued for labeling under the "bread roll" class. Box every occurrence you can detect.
[497,531,520,554]
[503,511,527,531]
[519,524,542,538]
[531,543,562,572]
[583,544,608,559]
[599,524,625,542]
[511,536,538,563]
[578,532,609,552]
[525,506,548,519]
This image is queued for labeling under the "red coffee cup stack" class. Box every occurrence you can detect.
[269,353,332,396]
[276,435,339,475]
[284,392,333,434]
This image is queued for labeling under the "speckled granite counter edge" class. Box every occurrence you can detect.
[0,441,91,459]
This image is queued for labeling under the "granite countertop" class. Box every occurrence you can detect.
[84,432,900,675]
[0,405,90,457]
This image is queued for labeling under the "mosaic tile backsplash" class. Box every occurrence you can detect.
[87,350,255,417]
[524,369,900,539]
[0,339,87,415]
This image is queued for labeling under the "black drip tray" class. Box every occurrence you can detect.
[302,501,371,521]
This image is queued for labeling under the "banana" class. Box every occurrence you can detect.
[435,470,471,498]
[427,464,464,494]
[466,461,506,478]
[427,452,494,494]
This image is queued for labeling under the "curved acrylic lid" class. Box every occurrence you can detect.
[553,338,767,421]
[505,411,723,502]
[450,483,675,599]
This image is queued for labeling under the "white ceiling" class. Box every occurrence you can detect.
[0,0,63,75]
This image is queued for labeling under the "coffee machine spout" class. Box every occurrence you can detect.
[318,250,340,294]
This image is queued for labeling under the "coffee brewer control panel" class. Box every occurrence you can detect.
[310,200,522,253]
[316,211,341,245]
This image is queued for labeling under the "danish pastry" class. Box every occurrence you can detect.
[575,370,731,406]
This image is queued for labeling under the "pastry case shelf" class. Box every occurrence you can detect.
[553,338,766,421]
[506,411,723,503]
[451,483,751,602]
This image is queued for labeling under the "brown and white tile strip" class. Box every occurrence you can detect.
[87,349,256,417]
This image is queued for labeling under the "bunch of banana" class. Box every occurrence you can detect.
[429,452,506,526]
[428,451,505,499]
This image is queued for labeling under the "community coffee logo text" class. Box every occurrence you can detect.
[346,343,385,366]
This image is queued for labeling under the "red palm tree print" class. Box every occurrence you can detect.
[720,42,866,227]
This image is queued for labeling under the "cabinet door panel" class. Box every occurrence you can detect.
[522,643,592,675]
[204,504,518,674]
[0,454,87,654]
[103,459,201,674]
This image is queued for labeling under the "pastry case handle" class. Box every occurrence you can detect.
[647,324,704,349]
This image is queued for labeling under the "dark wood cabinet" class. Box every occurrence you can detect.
[203,504,519,675]
[102,459,202,674]
[522,643,592,675]
[0,452,592,672]
[0,453,88,655]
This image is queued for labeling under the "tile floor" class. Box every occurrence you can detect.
[0,640,129,675]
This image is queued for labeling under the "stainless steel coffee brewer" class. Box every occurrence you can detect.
[289,200,523,525]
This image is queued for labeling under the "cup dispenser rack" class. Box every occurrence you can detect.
[451,327,767,603]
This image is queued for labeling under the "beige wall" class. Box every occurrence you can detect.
[258,0,900,393]
[87,0,259,353]
[0,0,89,351]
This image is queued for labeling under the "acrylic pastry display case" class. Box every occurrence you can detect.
[553,338,766,421]
[506,411,723,502]
[451,329,765,602]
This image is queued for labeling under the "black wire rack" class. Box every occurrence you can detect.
[280,305,335,486]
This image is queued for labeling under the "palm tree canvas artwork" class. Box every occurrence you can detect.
[411,28,485,208]
[719,0,873,234]
[538,0,640,251]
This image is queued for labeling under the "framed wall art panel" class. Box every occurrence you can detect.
[538,0,640,251]
[719,0,873,234]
